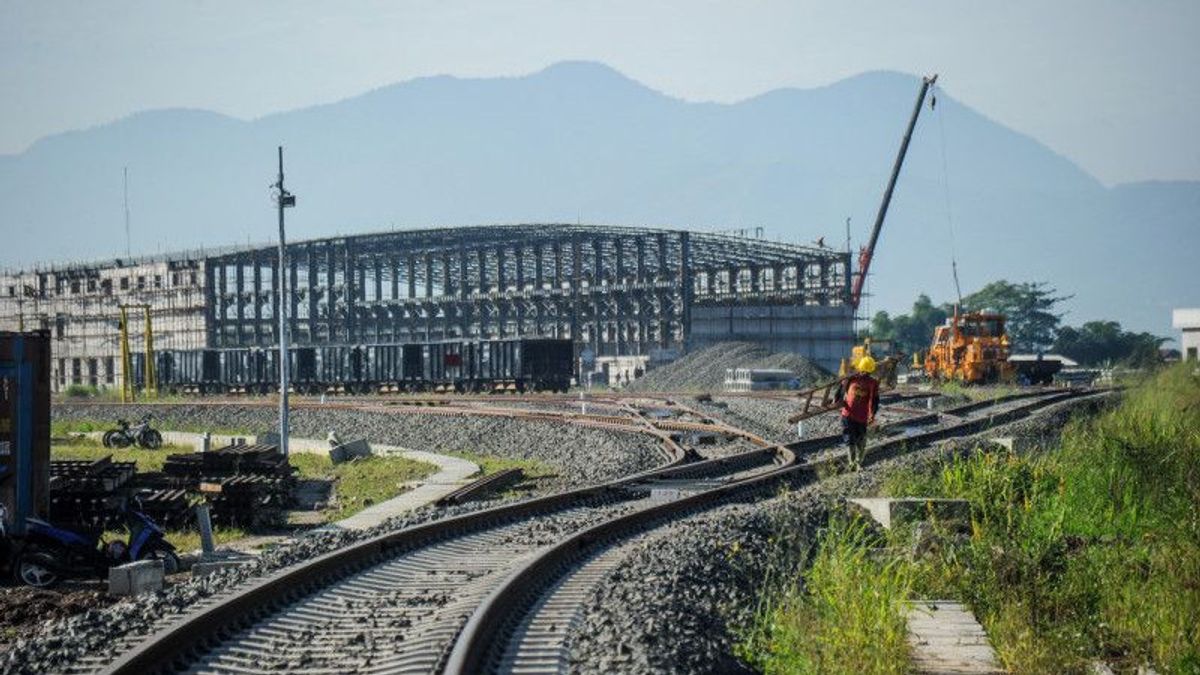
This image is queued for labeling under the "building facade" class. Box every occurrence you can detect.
[1173,308,1200,362]
[0,224,854,392]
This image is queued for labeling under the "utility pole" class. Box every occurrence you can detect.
[274,147,296,456]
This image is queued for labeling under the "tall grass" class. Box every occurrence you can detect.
[886,365,1200,672]
[737,517,913,674]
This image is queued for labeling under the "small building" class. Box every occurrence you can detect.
[724,367,799,392]
[1173,309,1200,362]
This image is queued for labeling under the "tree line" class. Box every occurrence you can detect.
[865,280,1167,368]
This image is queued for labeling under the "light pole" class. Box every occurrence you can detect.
[274,147,296,456]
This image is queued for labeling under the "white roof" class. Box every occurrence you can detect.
[1173,308,1200,329]
[1009,353,1079,367]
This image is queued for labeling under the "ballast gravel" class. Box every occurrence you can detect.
[566,393,1116,674]
[55,402,664,487]
[0,498,518,675]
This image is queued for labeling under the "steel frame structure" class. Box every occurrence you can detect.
[204,224,849,358]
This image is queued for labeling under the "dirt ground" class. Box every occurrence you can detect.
[0,584,115,650]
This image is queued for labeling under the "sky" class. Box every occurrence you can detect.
[2,1,1198,187]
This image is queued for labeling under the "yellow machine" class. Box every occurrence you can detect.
[840,338,900,389]
[923,309,1015,384]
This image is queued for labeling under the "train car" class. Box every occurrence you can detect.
[519,338,574,392]
[426,340,471,392]
[145,336,574,396]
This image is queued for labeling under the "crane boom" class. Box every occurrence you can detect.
[849,73,938,309]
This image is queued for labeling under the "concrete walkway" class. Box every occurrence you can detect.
[907,601,1005,674]
[317,445,479,531]
[80,430,481,533]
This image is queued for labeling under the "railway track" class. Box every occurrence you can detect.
[86,388,1096,675]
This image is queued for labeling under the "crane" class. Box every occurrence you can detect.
[848,73,938,310]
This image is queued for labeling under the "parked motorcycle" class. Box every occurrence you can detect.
[102,414,163,449]
[6,496,179,588]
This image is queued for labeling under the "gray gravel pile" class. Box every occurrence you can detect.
[626,342,827,393]
[0,500,493,674]
[695,399,844,447]
[55,403,664,487]
[566,394,1113,674]
[694,396,829,443]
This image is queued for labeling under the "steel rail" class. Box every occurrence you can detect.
[444,388,1101,674]
[93,389,1093,674]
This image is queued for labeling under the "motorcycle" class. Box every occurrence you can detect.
[6,496,179,588]
[103,414,163,449]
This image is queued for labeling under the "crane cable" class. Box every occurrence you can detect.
[933,84,963,306]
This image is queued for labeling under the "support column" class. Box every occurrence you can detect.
[253,253,264,345]
[570,235,582,342]
[680,231,692,350]
[496,247,506,293]
[344,241,357,343]
[234,261,245,346]
[204,262,217,347]
[306,246,318,343]
[323,246,335,342]
[288,251,299,344]
[534,244,544,289]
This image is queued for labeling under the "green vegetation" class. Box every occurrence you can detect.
[51,438,185,472]
[51,418,255,438]
[883,365,1200,672]
[738,516,913,674]
[62,384,102,398]
[867,281,1166,366]
[935,380,1020,402]
[289,452,438,520]
[450,452,555,480]
[1053,320,1168,368]
[163,527,248,553]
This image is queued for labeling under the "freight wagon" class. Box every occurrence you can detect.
[149,338,575,395]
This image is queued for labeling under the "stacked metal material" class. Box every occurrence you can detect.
[47,457,136,530]
[163,443,295,527]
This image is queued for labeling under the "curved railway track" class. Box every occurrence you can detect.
[86,388,1099,675]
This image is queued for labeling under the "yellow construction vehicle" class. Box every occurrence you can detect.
[923,308,1015,384]
[839,337,900,389]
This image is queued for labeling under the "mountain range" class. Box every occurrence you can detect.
[1,61,1195,338]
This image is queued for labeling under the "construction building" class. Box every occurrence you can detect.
[0,224,853,392]
[1173,308,1200,362]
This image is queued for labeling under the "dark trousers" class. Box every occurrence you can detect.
[842,417,868,467]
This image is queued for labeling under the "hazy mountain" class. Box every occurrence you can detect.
[1,61,1194,337]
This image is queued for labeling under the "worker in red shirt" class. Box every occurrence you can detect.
[841,355,880,470]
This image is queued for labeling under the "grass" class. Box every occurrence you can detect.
[883,364,1200,673]
[51,418,255,438]
[737,516,914,674]
[288,452,438,520]
[936,380,1021,402]
[449,452,556,480]
[50,438,186,472]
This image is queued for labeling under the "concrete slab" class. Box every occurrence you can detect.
[192,557,256,578]
[330,438,372,464]
[848,498,970,531]
[108,560,164,596]
[907,600,1004,674]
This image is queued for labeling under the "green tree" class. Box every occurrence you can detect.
[864,294,948,354]
[960,280,1070,351]
[1053,321,1167,367]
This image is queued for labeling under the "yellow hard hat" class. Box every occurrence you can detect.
[856,355,877,374]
